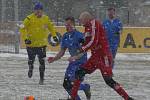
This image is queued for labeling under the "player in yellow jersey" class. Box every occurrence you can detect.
[20,2,59,85]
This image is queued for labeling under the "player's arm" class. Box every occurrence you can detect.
[99,26,113,66]
[81,20,98,52]
[47,17,56,36]
[100,32,113,67]
[19,17,30,35]
[48,48,66,63]
[19,16,31,44]
[47,17,59,42]
[48,34,67,63]
[96,21,109,55]
[114,19,123,35]
[118,20,123,33]
[68,52,85,62]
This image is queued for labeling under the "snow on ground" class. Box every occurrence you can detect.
[0,52,150,100]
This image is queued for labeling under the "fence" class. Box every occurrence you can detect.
[0,22,19,53]
[0,0,150,26]
[0,0,150,53]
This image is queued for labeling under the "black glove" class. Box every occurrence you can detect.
[53,36,59,42]
[114,32,120,35]
[25,39,31,44]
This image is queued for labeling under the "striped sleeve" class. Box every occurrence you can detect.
[82,20,97,51]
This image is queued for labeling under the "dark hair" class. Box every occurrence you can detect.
[65,17,75,24]
[107,7,115,11]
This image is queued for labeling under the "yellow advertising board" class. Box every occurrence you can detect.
[20,27,150,53]
[119,27,150,53]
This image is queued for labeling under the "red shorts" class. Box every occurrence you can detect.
[82,54,113,77]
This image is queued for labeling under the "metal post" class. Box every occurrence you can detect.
[14,28,20,54]
[1,0,6,22]
[14,0,19,21]
[14,0,19,54]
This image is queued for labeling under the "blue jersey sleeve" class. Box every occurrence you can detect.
[117,19,123,32]
[61,34,67,49]
[113,19,123,33]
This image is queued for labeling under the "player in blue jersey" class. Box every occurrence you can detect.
[103,7,123,68]
[48,17,91,100]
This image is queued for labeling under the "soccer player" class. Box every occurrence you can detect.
[19,2,58,85]
[48,17,91,100]
[69,12,134,100]
[103,8,123,68]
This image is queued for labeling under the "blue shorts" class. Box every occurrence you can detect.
[65,61,84,81]
[110,40,120,58]
[110,45,118,58]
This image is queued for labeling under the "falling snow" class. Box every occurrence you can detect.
[0,53,150,100]
[0,0,150,100]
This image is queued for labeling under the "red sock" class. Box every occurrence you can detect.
[114,83,129,100]
[71,79,81,99]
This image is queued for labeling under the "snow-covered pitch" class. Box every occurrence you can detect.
[0,52,150,100]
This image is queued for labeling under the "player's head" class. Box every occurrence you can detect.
[34,2,43,18]
[65,16,75,32]
[107,7,116,19]
[79,11,93,26]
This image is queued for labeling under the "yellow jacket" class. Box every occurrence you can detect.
[20,13,56,47]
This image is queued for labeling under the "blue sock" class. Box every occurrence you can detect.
[79,83,90,91]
